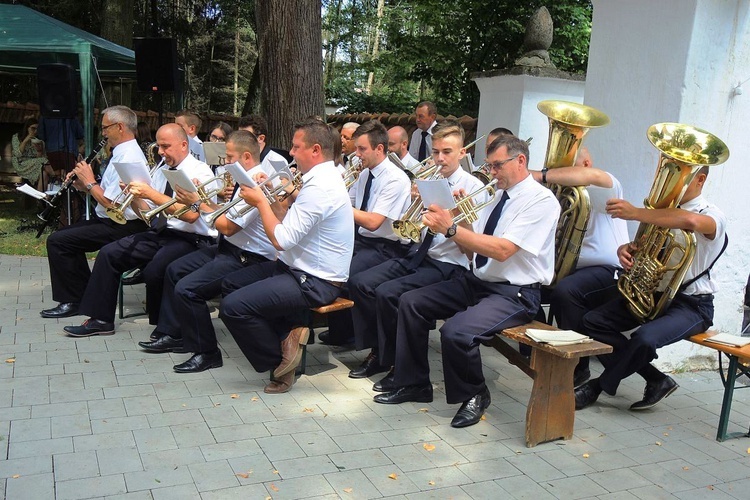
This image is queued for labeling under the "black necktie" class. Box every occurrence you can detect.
[475,191,510,269]
[418,131,428,162]
[406,231,435,270]
[359,171,374,211]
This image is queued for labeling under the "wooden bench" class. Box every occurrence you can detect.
[489,320,613,447]
[296,297,355,375]
[688,331,750,442]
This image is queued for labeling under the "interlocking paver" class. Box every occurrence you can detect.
[1,255,750,499]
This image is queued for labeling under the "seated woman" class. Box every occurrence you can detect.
[12,116,52,192]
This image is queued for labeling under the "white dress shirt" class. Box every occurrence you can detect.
[275,161,354,282]
[96,138,148,220]
[150,154,218,237]
[352,157,411,241]
[576,172,630,269]
[425,168,484,268]
[472,174,560,285]
[408,121,437,160]
[223,164,278,261]
[661,195,727,296]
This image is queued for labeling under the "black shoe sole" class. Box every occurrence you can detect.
[64,330,115,337]
[41,309,80,319]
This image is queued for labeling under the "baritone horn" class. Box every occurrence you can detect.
[139,175,227,225]
[617,123,729,322]
[106,160,164,224]
[537,100,609,286]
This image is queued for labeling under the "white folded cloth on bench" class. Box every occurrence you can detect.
[525,329,593,346]
[703,333,750,347]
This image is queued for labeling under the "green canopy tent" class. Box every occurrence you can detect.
[0,4,137,150]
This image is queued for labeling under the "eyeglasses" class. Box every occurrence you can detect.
[487,154,519,170]
[210,134,225,142]
[101,123,120,132]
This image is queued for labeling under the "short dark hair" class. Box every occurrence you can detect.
[227,130,260,162]
[175,109,202,129]
[487,134,530,164]
[238,114,269,138]
[210,121,233,140]
[352,120,388,151]
[488,127,514,137]
[294,118,335,160]
[416,101,437,116]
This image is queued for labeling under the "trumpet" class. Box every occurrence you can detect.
[201,167,301,228]
[106,160,164,224]
[392,165,444,242]
[139,175,227,226]
[343,156,362,189]
[451,179,499,225]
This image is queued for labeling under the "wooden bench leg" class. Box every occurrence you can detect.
[525,349,577,447]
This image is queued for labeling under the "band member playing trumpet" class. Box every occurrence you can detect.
[374,134,560,428]
[218,119,354,394]
[320,120,412,347]
[530,147,630,387]
[348,122,484,385]
[63,124,218,337]
[136,130,277,372]
[41,105,149,319]
[575,167,727,411]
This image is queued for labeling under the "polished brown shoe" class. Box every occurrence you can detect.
[274,327,310,378]
[264,371,295,394]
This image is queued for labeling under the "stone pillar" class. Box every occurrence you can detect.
[585,0,750,370]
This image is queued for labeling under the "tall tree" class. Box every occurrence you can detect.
[256,0,324,149]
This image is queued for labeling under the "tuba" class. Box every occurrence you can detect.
[617,123,729,322]
[537,100,610,286]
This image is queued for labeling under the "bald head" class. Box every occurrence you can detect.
[574,147,592,168]
[156,123,190,167]
[388,126,410,158]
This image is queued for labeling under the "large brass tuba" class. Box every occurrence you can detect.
[537,100,610,286]
[618,123,729,322]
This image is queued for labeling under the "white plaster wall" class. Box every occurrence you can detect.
[473,74,585,166]
[586,0,750,370]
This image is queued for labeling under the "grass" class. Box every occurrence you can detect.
[0,185,50,256]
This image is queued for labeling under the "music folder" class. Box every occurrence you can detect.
[223,162,258,188]
[162,168,198,193]
[113,162,152,185]
[203,142,227,166]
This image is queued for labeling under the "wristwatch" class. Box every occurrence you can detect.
[445,223,458,238]
[85,182,98,191]
[189,202,201,213]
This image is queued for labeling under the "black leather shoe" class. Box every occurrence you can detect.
[574,367,591,388]
[149,329,165,341]
[575,379,602,410]
[318,330,354,347]
[630,376,679,411]
[173,351,223,373]
[349,351,388,379]
[451,387,492,428]
[138,335,185,353]
[121,269,144,285]
[373,384,433,404]
[63,319,115,337]
[41,302,79,318]
[372,369,395,392]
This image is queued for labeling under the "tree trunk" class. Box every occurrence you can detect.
[102,0,135,48]
[365,0,385,94]
[256,0,323,149]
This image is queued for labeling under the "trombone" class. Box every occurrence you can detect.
[201,167,300,228]
[106,160,164,224]
[139,175,227,226]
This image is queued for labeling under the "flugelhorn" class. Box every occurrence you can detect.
[106,160,164,224]
[392,165,444,242]
[201,166,300,228]
[139,175,226,226]
[617,123,729,321]
[537,100,609,286]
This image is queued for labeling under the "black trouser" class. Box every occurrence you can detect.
[156,241,268,353]
[78,228,213,324]
[46,216,147,304]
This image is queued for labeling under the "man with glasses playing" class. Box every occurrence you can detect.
[41,105,150,319]
[374,134,560,428]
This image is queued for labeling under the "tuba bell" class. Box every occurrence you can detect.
[617,123,729,322]
[537,100,610,286]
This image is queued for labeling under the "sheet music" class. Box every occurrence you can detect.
[269,159,288,172]
[113,162,152,185]
[416,178,457,209]
[162,168,198,193]
[203,142,227,165]
[223,162,258,188]
[16,183,47,200]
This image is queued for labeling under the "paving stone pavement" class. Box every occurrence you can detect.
[1,254,749,499]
